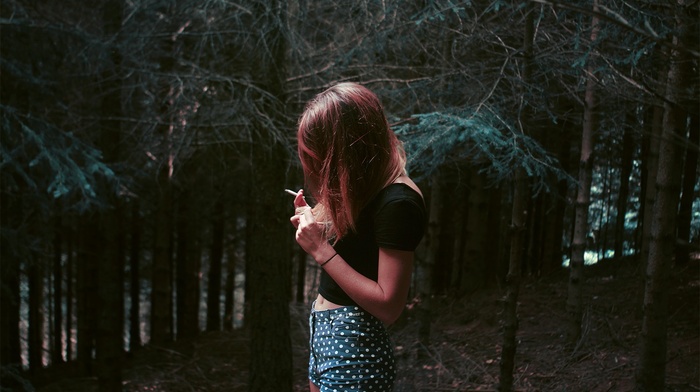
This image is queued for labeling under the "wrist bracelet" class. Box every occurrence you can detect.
[320,252,338,267]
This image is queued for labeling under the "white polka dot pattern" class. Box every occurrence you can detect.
[309,304,396,391]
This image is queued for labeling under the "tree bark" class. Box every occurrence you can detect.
[566,0,600,344]
[614,118,635,259]
[417,174,441,353]
[294,246,308,303]
[499,167,528,392]
[65,221,74,361]
[0,192,22,368]
[28,258,44,372]
[675,110,698,265]
[458,168,490,293]
[129,201,142,351]
[207,194,225,331]
[224,228,240,331]
[637,2,695,389]
[247,1,293,390]
[150,166,174,345]
[499,4,533,390]
[77,217,99,375]
[96,2,126,388]
[176,189,201,341]
[52,216,64,364]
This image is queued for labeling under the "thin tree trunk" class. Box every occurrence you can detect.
[448,179,467,294]
[151,166,173,345]
[637,3,694,388]
[176,189,201,341]
[499,167,528,392]
[1,191,21,367]
[499,4,533,390]
[96,3,126,388]
[207,195,225,331]
[640,51,668,268]
[417,174,441,354]
[614,120,634,259]
[52,216,64,364]
[459,168,490,293]
[294,246,308,303]
[129,202,142,351]
[675,112,698,265]
[28,259,44,372]
[224,227,239,331]
[65,221,74,361]
[77,217,98,375]
[566,0,600,344]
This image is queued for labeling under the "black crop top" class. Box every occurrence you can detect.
[318,183,427,306]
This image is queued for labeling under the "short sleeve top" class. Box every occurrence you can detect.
[318,183,427,306]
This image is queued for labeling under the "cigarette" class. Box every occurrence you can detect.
[284,189,299,197]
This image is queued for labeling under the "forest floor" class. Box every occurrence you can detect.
[31,256,698,392]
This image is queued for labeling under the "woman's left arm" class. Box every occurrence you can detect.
[321,247,414,325]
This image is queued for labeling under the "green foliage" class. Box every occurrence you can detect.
[394,108,571,192]
[1,106,117,211]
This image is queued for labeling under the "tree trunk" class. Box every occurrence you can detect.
[447,178,466,294]
[207,194,225,331]
[28,258,44,372]
[96,2,126,388]
[224,228,240,331]
[151,166,174,345]
[417,174,441,353]
[499,166,528,392]
[458,168,490,293]
[487,186,508,284]
[129,201,142,351]
[675,111,698,265]
[499,5,533,390]
[176,189,201,341]
[294,246,308,303]
[247,2,293,390]
[65,223,74,361]
[614,119,635,259]
[52,216,64,364]
[637,3,694,389]
[566,0,600,344]
[77,217,98,375]
[96,202,125,392]
[0,193,22,368]
[639,51,668,267]
[247,143,293,390]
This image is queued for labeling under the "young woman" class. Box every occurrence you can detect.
[289,82,427,391]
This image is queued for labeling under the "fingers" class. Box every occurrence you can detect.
[303,207,315,224]
[293,189,308,208]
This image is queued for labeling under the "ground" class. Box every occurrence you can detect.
[31,258,699,392]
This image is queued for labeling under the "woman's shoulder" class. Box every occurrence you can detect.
[372,181,425,214]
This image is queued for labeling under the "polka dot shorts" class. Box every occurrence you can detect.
[309,303,396,391]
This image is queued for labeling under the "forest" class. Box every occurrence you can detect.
[0,0,698,391]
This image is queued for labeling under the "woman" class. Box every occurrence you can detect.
[289,82,427,391]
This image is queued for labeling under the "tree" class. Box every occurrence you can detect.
[246,1,294,390]
[566,0,601,344]
[95,1,126,389]
[637,1,697,389]
[206,192,225,331]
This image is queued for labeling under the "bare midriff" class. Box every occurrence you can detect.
[314,294,344,311]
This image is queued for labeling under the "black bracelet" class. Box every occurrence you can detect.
[320,252,338,267]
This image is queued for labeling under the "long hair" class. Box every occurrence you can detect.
[297,82,406,241]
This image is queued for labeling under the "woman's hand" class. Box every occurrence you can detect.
[289,189,333,262]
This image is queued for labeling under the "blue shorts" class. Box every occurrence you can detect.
[308,303,396,391]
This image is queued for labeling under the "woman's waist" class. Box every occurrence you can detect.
[313,294,344,311]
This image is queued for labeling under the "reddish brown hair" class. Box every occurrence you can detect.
[297,82,406,241]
